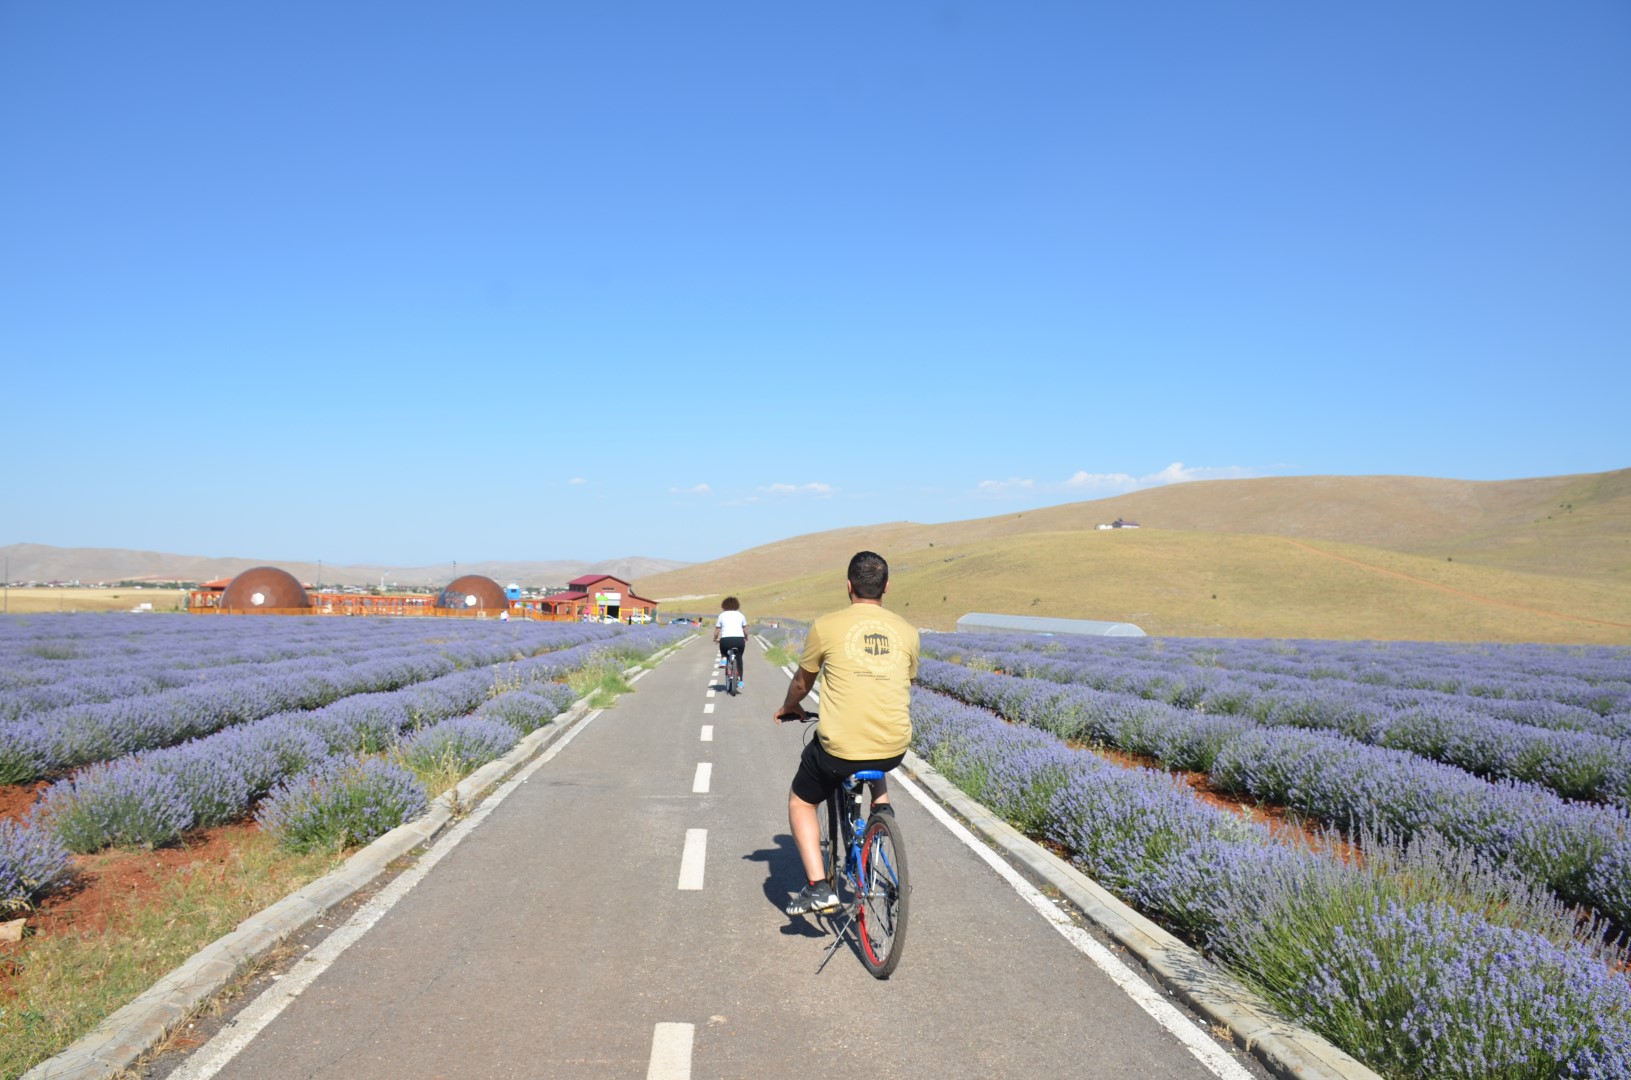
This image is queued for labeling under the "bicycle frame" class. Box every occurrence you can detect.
[830,769,886,895]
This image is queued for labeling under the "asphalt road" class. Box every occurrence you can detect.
[168,637,1268,1080]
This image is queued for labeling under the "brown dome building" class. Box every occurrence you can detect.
[436,575,510,613]
[218,567,312,612]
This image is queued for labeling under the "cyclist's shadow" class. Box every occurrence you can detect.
[742,835,825,939]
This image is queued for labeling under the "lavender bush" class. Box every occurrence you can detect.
[0,819,71,913]
[475,685,578,734]
[255,757,430,854]
[1277,899,1631,1078]
[36,761,194,852]
[398,716,520,775]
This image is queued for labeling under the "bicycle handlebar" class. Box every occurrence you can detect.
[777,709,818,724]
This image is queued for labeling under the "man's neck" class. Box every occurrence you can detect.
[851,598,884,607]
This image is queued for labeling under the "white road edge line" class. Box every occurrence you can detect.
[678,829,707,890]
[168,707,610,1080]
[647,1022,694,1080]
[692,762,712,794]
[892,770,1255,1080]
[700,725,713,742]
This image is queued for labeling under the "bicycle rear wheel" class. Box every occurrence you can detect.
[817,796,843,898]
[857,813,909,978]
[726,653,740,695]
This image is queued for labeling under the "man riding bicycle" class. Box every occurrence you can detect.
[774,551,919,916]
[714,597,748,688]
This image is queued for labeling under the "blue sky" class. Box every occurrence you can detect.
[3,2,1626,566]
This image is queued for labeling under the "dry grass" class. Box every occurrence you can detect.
[0,587,189,614]
[0,831,338,1078]
[637,469,1631,643]
[673,529,1631,644]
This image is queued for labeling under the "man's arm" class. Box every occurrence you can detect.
[775,666,819,722]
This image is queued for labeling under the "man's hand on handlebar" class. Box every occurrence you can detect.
[775,704,807,724]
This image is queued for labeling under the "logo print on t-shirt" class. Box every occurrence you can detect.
[844,619,898,674]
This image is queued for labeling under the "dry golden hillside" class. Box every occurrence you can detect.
[635,469,1631,643]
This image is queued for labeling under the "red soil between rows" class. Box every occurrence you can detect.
[2,782,262,987]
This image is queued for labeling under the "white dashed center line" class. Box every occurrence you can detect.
[647,1022,694,1079]
[692,762,712,793]
[677,829,707,890]
[700,725,713,742]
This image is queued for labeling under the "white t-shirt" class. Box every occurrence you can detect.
[715,610,748,638]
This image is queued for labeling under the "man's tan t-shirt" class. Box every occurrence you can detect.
[799,603,920,760]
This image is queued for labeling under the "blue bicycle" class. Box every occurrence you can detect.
[796,715,911,978]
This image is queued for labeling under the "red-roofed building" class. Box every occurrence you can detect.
[520,574,659,623]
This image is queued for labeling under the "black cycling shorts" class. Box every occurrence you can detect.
[790,735,905,805]
[719,636,745,661]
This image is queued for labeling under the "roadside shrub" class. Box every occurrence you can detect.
[398,716,519,777]
[0,819,72,914]
[255,757,428,854]
[36,761,193,852]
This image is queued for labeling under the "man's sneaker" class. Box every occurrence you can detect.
[871,803,895,817]
[785,881,840,916]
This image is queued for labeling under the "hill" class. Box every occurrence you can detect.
[641,469,1631,644]
[0,545,689,590]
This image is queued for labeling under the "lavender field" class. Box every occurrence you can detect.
[0,615,687,913]
[910,630,1631,1078]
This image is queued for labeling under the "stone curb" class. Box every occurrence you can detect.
[899,750,1382,1080]
[22,636,694,1080]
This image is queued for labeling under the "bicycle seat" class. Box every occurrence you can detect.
[848,770,886,782]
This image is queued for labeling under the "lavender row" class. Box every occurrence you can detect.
[1100,634,1630,711]
[916,658,1631,926]
[0,623,625,782]
[910,688,1631,1079]
[924,636,1631,806]
[0,616,619,720]
[935,632,1631,737]
[17,625,684,861]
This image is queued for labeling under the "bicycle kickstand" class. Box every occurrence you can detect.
[814,906,856,974]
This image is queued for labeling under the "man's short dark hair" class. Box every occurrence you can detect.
[847,551,888,600]
[721,596,740,611]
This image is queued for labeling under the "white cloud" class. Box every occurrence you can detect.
[670,483,712,495]
[567,477,587,485]
[760,482,834,497]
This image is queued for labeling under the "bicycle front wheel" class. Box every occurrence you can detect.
[857,813,909,978]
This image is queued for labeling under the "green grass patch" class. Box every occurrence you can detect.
[566,662,633,708]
